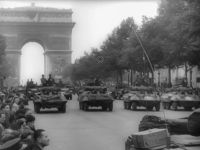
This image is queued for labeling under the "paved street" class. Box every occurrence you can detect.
[31,95,196,150]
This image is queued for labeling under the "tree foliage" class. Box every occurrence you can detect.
[66,0,200,83]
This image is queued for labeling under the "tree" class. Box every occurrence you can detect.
[0,35,6,63]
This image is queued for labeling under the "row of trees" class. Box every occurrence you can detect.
[65,0,200,85]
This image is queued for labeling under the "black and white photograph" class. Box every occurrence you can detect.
[0,0,199,150]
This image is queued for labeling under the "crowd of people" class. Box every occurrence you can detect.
[0,88,50,150]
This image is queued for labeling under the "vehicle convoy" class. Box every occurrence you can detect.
[161,87,200,110]
[78,86,114,111]
[33,87,68,113]
[122,86,160,111]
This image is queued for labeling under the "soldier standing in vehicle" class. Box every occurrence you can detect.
[40,74,47,86]
[47,74,55,86]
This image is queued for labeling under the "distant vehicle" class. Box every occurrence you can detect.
[78,86,114,111]
[122,86,160,111]
[61,85,74,100]
[161,87,200,111]
[33,87,68,113]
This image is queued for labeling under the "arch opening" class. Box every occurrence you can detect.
[20,42,44,85]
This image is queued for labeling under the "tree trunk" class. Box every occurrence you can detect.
[185,62,188,85]
[168,66,172,87]
[130,69,133,86]
[119,70,123,87]
[117,70,123,88]
[190,69,193,87]
[116,71,119,85]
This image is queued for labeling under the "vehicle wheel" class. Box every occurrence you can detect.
[60,105,66,113]
[155,104,160,111]
[63,105,66,112]
[131,102,137,110]
[184,107,192,111]
[83,103,88,111]
[124,102,127,109]
[34,104,40,113]
[165,103,171,110]
[146,106,153,111]
[172,102,178,110]
[127,103,131,110]
[102,105,107,111]
[69,95,72,100]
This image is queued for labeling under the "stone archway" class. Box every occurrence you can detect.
[0,5,75,84]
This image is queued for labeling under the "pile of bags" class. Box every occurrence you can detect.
[139,109,200,136]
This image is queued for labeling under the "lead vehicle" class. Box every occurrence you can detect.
[78,86,114,111]
[33,87,68,113]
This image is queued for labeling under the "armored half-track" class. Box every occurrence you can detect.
[123,86,160,111]
[78,86,114,111]
[161,87,200,111]
[33,87,68,113]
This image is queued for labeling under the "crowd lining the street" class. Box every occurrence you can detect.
[0,87,50,150]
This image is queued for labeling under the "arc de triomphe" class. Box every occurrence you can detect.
[0,6,75,84]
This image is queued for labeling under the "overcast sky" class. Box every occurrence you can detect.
[0,0,159,62]
[0,0,159,83]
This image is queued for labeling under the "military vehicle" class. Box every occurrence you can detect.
[33,87,68,113]
[161,87,200,110]
[60,85,75,100]
[61,87,73,100]
[123,86,160,111]
[78,86,114,111]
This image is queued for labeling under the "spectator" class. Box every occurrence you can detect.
[24,115,36,132]
[0,137,21,150]
[0,129,21,150]
[1,104,12,128]
[0,112,5,141]
[24,129,50,150]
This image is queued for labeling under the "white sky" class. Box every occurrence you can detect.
[0,0,159,61]
[0,0,159,83]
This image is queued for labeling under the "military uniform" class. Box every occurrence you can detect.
[40,78,47,87]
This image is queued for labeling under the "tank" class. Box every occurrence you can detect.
[78,86,114,111]
[33,87,68,113]
[123,86,160,111]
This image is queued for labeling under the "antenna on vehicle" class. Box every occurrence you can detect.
[132,27,154,75]
[132,26,171,149]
